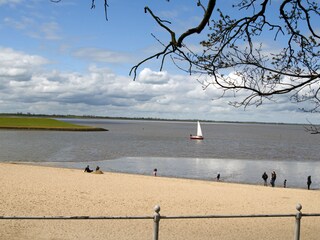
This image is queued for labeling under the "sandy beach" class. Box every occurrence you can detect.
[0,163,319,240]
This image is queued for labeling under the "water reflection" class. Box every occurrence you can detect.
[40,157,320,189]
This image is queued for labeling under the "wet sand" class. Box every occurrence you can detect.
[0,163,319,240]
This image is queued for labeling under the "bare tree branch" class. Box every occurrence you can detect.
[130,0,216,80]
[176,0,216,47]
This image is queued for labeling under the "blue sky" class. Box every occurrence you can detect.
[0,0,319,124]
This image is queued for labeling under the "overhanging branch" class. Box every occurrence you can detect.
[177,0,216,47]
[131,0,216,79]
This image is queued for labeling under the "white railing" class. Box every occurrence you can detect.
[1,203,320,240]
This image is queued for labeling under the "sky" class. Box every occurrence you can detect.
[0,0,319,124]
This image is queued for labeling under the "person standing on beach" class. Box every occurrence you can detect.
[270,171,276,187]
[284,179,287,188]
[216,172,220,181]
[262,172,268,186]
[153,168,157,177]
[307,176,312,190]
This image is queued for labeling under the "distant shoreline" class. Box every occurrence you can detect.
[0,126,107,131]
[0,112,310,126]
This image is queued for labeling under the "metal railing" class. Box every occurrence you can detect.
[1,203,320,240]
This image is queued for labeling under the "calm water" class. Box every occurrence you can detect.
[0,119,319,189]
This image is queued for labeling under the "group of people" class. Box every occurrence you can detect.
[84,165,104,174]
[262,171,312,190]
[262,171,277,187]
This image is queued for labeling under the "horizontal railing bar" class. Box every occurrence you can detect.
[302,213,320,217]
[161,214,296,219]
[1,213,319,220]
[0,216,153,220]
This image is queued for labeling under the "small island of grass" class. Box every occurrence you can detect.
[0,117,107,131]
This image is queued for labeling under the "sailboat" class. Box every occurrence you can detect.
[190,121,204,140]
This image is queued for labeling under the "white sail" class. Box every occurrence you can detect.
[190,121,204,140]
[196,121,203,137]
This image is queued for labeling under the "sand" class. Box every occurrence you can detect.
[0,163,319,240]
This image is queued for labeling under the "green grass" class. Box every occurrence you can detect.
[0,117,107,131]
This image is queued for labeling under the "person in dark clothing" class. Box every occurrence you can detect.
[307,176,312,190]
[84,165,93,173]
[262,172,268,186]
[270,171,276,187]
[284,179,287,188]
[216,172,220,181]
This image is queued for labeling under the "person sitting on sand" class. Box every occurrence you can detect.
[93,166,104,174]
[84,165,93,173]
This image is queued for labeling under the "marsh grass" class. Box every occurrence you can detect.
[0,117,107,131]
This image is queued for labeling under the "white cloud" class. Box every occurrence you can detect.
[0,47,48,81]
[0,0,21,6]
[4,15,62,41]
[0,47,48,67]
[137,68,169,84]
[40,21,61,40]
[4,16,33,30]
[73,48,133,64]
[0,47,318,124]
[0,49,207,117]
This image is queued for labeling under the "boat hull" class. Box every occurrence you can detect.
[190,136,204,140]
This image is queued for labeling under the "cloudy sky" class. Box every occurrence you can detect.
[0,0,319,124]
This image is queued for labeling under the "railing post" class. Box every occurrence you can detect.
[153,205,161,240]
[294,203,302,240]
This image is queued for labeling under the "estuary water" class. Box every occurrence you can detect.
[0,119,319,189]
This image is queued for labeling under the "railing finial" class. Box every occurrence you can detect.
[154,205,161,213]
[296,203,302,212]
